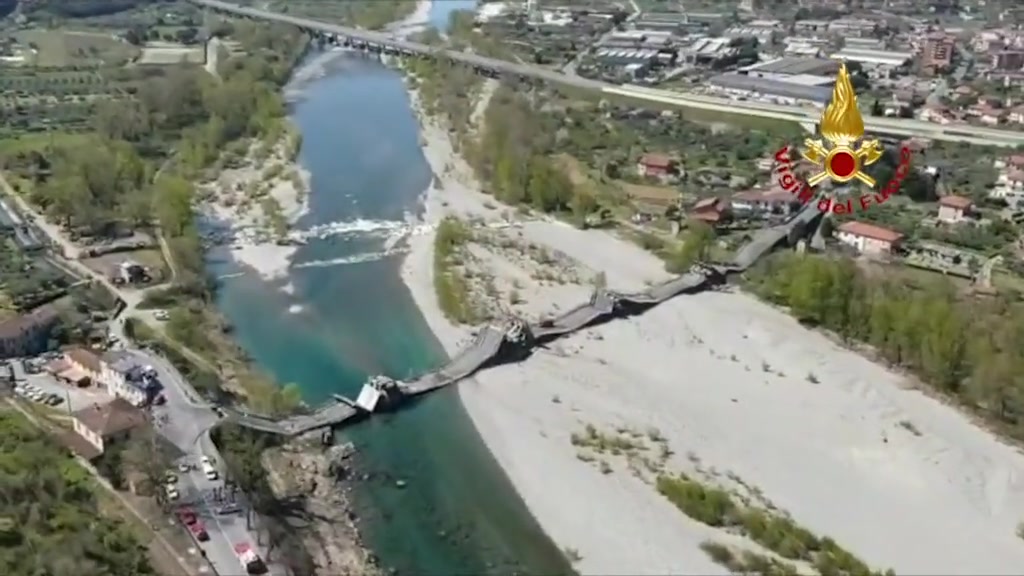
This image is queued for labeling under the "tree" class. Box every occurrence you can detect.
[667,220,716,272]
[122,425,175,507]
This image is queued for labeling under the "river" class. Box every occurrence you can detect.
[209,2,572,574]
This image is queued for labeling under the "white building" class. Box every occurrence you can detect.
[102,350,156,406]
[831,48,913,68]
[835,221,904,255]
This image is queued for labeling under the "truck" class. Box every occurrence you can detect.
[234,542,265,574]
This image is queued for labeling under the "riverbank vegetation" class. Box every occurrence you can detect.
[0,409,154,576]
[433,216,480,324]
[657,472,890,576]
[746,252,1024,442]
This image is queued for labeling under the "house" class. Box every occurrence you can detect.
[111,260,150,285]
[64,347,103,385]
[102,350,158,406]
[636,153,679,182]
[835,221,904,255]
[937,195,974,223]
[70,398,148,458]
[730,190,799,216]
[0,305,59,359]
[690,197,729,225]
[47,357,92,387]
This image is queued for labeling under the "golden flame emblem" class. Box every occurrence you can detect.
[800,63,883,188]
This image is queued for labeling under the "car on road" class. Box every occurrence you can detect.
[188,520,209,542]
[176,507,197,525]
[165,484,180,501]
[176,507,209,542]
[154,310,170,321]
[234,542,266,574]
[177,462,191,473]
[217,503,241,515]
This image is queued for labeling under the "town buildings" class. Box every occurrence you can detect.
[56,347,158,406]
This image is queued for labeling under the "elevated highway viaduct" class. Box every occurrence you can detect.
[190,0,1024,148]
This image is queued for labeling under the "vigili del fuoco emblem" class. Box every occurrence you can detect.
[800,63,883,188]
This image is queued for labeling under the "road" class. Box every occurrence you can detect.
[144,349,250,576]
[189,0,1024,147]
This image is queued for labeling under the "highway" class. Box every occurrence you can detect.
[190,0,1024,147]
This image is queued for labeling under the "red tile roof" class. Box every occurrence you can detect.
[837,221,904,244]
[938,195,973,210]
[639,153,674,168]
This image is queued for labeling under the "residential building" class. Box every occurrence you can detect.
[0,304,59,358]
[993,50,1024,71]
[920,34,955,73]
[937,195,974,223]
[835,221,904,255]
[690,197,729,225]
[70,399,148,458]
[102,351,155,406]
[64,347,103,385]
[636,153,679,182]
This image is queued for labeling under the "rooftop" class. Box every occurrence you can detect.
[939,195,973,209]
[739,57,840,76]
[66,347,103,374]
[0,305,58,341]
[837,221,904,243]
[831,48,913,66]
[708,74,833,104]
[72,398,148,438]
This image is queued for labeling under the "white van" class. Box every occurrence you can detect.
[201,458,218,481]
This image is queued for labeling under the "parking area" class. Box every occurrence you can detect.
[8,358,114,412]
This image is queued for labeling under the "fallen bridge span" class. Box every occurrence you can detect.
[220,202,824,436]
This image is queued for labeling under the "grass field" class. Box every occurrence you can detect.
[0,131,91,155]
[12,29,140,67]
[617,180,680,206]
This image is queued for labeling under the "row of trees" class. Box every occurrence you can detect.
[0,411,154,576]
[747,253,1024,434]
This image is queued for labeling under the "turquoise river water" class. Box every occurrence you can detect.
[209,3,573,574]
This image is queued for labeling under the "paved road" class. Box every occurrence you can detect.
[189,0,1024,147]
[144,347,285,576]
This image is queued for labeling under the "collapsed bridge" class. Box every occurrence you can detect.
[221,203,825,436]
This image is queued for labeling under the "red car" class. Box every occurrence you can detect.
[188,520,209,542]
[176,507,209,542]
[175,507,197,525]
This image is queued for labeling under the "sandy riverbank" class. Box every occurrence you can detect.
[201,132,311,282]
[398,90,1024,573]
